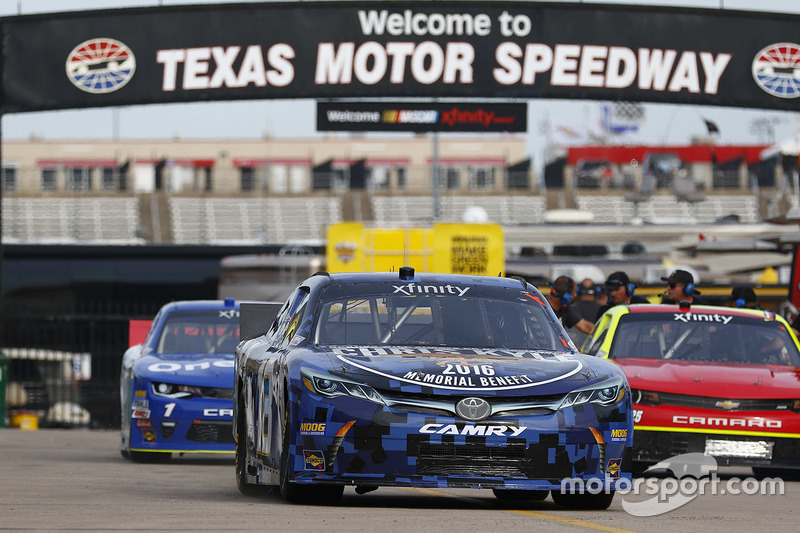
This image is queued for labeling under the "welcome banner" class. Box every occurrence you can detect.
[2,1,799,112]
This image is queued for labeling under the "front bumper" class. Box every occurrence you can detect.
[286,394,633,490]
[129,382,234,453]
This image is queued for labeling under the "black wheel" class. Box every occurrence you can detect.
[236,399,265,496]
[130,451,172,463]
[492,488,549,501]
[279,392,343,505]
[551,490,615,510]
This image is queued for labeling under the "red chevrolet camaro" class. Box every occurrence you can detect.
[583,303,800,478]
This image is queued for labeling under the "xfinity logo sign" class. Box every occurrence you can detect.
[673,313,733,324]
[392,284,469,296]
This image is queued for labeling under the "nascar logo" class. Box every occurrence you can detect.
[66,38,136,94]
[752,42,800,99]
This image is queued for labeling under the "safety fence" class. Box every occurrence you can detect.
[2,300,163,429]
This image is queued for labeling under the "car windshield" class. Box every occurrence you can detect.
[608,313,800,366]
[313,283,564,350]
[156,309,240,354]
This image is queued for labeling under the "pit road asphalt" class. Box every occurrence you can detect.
[1,429,797,532]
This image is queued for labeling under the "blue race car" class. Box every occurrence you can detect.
[120,299,245,462]
[234,268,633,508]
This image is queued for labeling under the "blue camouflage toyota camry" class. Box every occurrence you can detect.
[120,299,245,462]
[234,268,633,508]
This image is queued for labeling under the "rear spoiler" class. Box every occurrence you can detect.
[240,302,283,340]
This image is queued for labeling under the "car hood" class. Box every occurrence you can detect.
[133,353,235,387]
[616,358,800,399]
[310,346,621,395]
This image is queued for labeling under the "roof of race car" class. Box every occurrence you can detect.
[313,270,528,289]
[158,298,240,312]
[607,303,775,320]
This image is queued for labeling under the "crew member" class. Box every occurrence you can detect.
[546,276,594,336]
[595,271,648,320]
[574,278,602,322]
[662,269,706,305]
[728,286,759,309]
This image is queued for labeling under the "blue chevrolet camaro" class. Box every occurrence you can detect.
[234,268,633,508]
[120,299,245,462]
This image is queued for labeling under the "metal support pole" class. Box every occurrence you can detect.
[432,131,440,221]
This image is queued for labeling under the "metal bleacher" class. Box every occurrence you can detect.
[576,195,760,224]
[168,196,342,244]
[1,196,141,243]
[371,195,547,226]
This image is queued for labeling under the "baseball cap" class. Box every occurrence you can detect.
[661,269,701,295]
[604,271,630,288]
[730,286,757,305]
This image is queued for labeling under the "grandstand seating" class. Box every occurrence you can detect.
[1,193,763,245]
[370,195,547,226]
[1,197,140,243]
[576,195,760,224]
[168,196,342,244]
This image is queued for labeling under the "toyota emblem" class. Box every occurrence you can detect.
[455,397,491,421]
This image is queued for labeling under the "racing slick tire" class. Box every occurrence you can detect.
[492,488,549,501]
[236,398,266,496]
[279,391,343,505]
[551,489,615,510]
[129,450,172,463]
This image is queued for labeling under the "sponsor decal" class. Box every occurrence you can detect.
[66,38,136,94]
[218,309,239,319]
[673,312,732,324]
[419,423,526,437]
[610,428,628,442]
[147,360,234,372]
[304,449,326,470]
[334,347,582,391]
[132,408,150,419]
[392,283,469,296]
[136,419,152,429]
[134,390,147,397]
[300,422,327,436]
[325,420,357,468]
[715,400,740,410]
[402,370,534,388]
[143,430,156,443]
[752,43,800,99]
[673,415,781,428]
[132,399,149,409]
[203,408,233,417]
[606,458,621,478]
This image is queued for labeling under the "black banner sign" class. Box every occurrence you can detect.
[317,101,527,132]
[1,1,799,113]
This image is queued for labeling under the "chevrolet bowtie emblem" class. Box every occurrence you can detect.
[715,400,740,410]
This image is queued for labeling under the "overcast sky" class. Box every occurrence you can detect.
[1,0,799,167]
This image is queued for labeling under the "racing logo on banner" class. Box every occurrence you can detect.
[66,38,137,94]
[752,42,800,99]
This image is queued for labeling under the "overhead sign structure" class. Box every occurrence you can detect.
[317,101,527,132]
[1,1,799,113]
